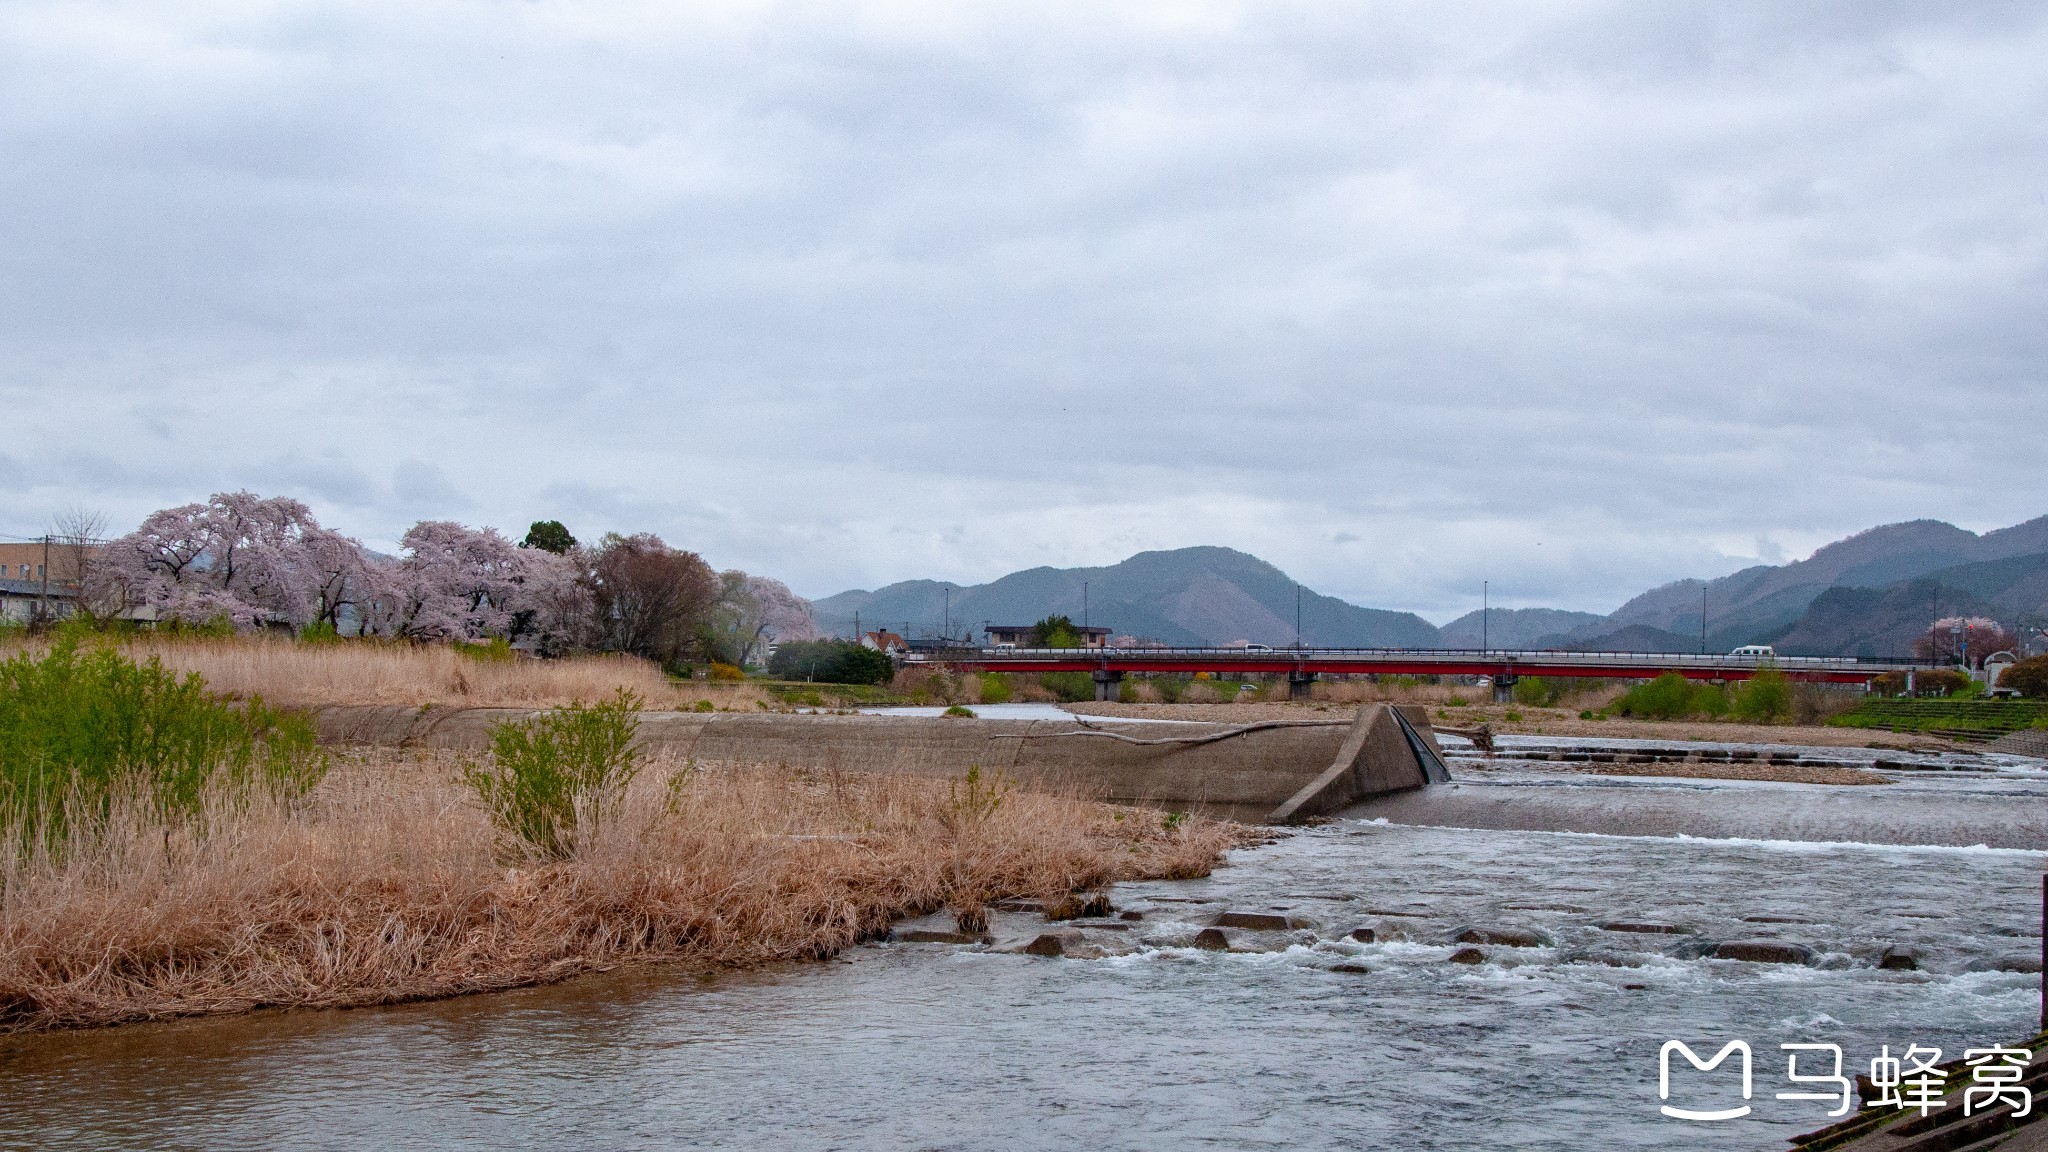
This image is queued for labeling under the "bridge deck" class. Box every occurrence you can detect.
[904,647,1931,684]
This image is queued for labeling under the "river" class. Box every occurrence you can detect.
[4,742,2044,1150]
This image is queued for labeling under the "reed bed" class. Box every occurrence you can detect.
[0,635,773,710]
[0,750,1240,1033]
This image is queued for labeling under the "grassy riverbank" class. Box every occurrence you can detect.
[0,633,781,711]
[0,748,1239,1033]
[0,640,1242,1033]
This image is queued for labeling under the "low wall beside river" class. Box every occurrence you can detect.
[312,703,1451,824]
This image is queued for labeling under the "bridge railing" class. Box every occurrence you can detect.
[901,645,1935,672]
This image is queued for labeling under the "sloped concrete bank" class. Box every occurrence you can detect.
[312,702,1450,824]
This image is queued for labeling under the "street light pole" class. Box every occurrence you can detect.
[1482,580,1488,653]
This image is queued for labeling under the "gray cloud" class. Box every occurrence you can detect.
[0,2,2042,619]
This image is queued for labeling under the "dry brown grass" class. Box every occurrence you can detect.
[0,751,1240,1033]
[0,635,775,711]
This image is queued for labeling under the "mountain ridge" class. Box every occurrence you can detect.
[812,546,1441,648]
[806,516,2048,658]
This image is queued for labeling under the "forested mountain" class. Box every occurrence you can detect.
[812,546,1442,648]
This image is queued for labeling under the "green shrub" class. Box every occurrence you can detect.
[1040,671,1094,702]
[709,662,745,681]
[1613,673,1728,720]
[977,672,1013,704]
[1731,667,1792,723]
[1155,675,1188,704]
[766,640,894,685]
[942,704,975,718]
[2002,656,2048,699]
[463,690,643,860]
[298,620,341,644]
[458,637,516,663]
[0,641,325,843]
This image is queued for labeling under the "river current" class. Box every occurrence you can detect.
[4,744,2045,1150]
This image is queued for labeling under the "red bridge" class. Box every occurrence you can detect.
[903,646,1930,701]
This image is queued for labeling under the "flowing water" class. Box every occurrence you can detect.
[5,744,2046,1150]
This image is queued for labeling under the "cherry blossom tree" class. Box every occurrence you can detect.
[90,492,366,629]
[368,521,567,642]
[750,575,819,646]
[1915,616,2017,666]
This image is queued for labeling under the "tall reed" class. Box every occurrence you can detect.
[0,751,1240,1033]
[0,633,773,710]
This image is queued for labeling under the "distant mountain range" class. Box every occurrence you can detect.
[1549,518,2048,656]
[810,516,2048,656]
[811,546,1440,648]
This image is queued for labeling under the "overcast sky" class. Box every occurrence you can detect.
[2,2,2043,622]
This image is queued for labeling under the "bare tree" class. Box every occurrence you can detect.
[48,506,107,617]
[584,534,720,668]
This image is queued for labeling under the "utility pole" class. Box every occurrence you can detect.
[943,588,950,643]
[38,534,49,621]
[1482,580,1488,653]
[1700,582,1708,655]
[1296,584,1303,650]
[1083,582,1089,632]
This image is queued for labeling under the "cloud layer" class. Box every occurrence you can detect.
[3,1,2043,621]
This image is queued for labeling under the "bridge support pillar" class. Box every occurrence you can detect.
[1288,671,1318,701]
[1092,669,1124,701]
[1492,671,1517,704]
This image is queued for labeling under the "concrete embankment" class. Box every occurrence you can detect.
[313,702,1450,824]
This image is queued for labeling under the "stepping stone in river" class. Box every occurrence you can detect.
[1447,947,1488,965]
[1213,911,1313,931]
[1712,940,1816,965]
[1453,926,1555,948]
[1878,944,1921,971]
[1965,955,2043,974]
[897,929,991,945]
[1598,922,1689,935]
[1190,928,1232,951]
[1020,929,1086,957]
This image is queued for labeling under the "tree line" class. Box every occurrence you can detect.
[78,492,818,670]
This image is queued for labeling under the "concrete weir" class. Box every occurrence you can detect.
[312,702,1452,824]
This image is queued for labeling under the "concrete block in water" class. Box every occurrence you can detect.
[1190,928,1232,951]
[1878,944,1920,971]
